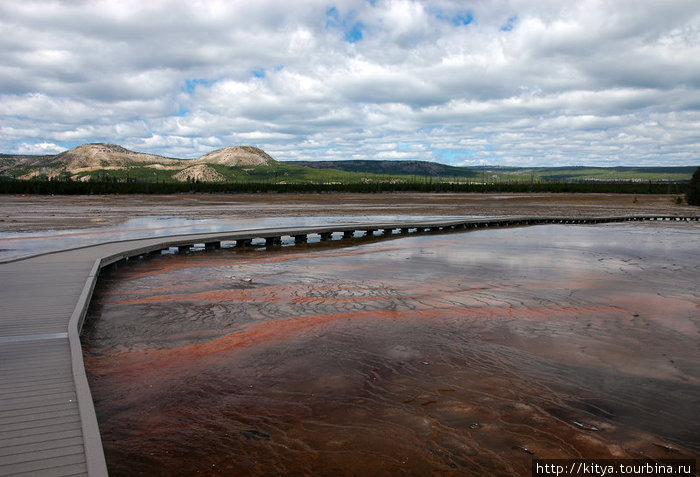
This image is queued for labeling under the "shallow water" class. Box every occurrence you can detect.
[83,223,699,476]
[0,214,470,262]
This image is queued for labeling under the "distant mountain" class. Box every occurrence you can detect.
[286,160,477,178]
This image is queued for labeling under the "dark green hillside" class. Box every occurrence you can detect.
[287,160,476,179]
[287,160,696,182]
[530,166,697,181]
[0,154,56,175]
[206,163,400,183]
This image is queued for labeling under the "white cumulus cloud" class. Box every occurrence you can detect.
[0,0,698,166]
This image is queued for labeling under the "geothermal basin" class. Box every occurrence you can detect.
[82,222,699,476]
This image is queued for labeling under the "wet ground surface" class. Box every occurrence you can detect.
[2,192,694,234]
[0,214,468,262]
[3,192,695,262]
[82,223,699,476]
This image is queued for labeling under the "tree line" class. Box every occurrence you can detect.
[0,176,693,196]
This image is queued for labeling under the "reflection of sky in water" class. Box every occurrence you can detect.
[320,223,691,277]
[0,215,471,262]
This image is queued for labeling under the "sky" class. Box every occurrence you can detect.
[1,0,699,166]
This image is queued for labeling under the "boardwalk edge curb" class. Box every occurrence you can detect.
[68,258,109,477]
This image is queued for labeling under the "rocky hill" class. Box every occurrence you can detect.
[195,146,275,166]
[52,144,182,173]
[0,143,275,182]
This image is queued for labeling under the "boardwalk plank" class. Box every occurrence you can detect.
[0,452,85,475]
[0,444,85,465]
[0,392,77,413]
[2,373,70,386]
[0,414,80,432]
[0,427,83,447]
[0,381,78,399]
[0,366,72,380]
[8,462,87,477]
[0,403,79,421]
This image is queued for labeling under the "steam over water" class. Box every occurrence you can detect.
[83,223,699,476]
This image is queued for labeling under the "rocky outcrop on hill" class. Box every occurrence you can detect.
[172,164,226,182]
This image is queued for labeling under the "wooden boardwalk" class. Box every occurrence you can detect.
[1,215,697,476]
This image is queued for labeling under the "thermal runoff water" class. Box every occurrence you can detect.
[83,223,699,476]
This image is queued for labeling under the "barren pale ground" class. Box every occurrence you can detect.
[0,193,695,233]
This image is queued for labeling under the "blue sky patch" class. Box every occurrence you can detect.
[433,9,474,27]
[326,7,340,26]
[345,22,364,43]
[433,148,471,164]
[451,12,474,26]
[184,79,210,94]
[501,16,517,32]
[398,141,428,150]
[252,68,266,78]
[326,6,364,43]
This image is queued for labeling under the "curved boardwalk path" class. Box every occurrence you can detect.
[0,215,697,476]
